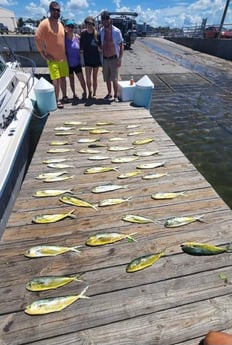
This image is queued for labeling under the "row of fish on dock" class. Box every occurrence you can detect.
[23,119,232,315]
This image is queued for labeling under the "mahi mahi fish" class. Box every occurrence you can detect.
[24,243,82,258]
[98,196,132,207]
[126,250,165,272]
[47,148,75,153]
[86,232,137,246]
[36,171,68,179]
[33,189,73,197]
[84,166,119,174]
[136,161,166,169]
[164,214,205,228]
[132,138,154,145]
[59,195,97,210]
[32,209,77,224]
[151,192,185,200]
[26,273,83,291]
[91,184,128,193]
[122,214,156,224]
[180,242,232,255]
[24,285,89,315]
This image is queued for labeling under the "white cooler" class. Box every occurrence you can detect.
[118,80,136,101]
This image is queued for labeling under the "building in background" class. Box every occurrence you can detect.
[0,7,17,32]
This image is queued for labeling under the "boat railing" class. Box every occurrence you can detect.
[0,52,36,131]
[7,53,36,110]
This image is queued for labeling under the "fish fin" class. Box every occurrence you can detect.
[78,285,90,299]
[92,204,98,211]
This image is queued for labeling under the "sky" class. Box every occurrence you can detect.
[1,0,232,28]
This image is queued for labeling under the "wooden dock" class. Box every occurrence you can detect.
[2,45,232,345]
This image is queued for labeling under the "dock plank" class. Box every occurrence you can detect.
[2,42,232,345]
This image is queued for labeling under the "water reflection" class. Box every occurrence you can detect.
[151,89,232,209]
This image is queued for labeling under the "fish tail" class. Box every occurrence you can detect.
[196,214,206,222]
[92,204,98,211]
[226,243,232,252]
[73,272,84,282]
[78,285,90,299]
[113,166,120,172]
[68,209,77,219]
[67,189,74,194]
[127,232,137,242]
[72,245,82,254]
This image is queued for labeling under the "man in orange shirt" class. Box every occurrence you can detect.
[35,1,69,108]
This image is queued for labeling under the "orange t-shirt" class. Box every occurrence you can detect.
[35,18,66,61]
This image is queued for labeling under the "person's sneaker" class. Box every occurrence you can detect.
[114,96,119,102]
[104,94,112,100]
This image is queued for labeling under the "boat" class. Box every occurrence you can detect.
[0,53,37,236]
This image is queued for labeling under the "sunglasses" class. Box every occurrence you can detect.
[67,25,74,28]
[51,8,60,12]
[102,16,110,20]
[86,21,94,25]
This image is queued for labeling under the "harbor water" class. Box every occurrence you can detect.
[142,39,232,209]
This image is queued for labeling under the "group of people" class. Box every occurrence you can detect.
[35,1,124,109]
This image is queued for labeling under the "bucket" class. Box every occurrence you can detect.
[34,77,57,115]
[133,75,154,109]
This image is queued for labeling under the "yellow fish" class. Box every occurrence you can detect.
[64,121,85,125]
[98,196,132,207]
[117,171,141,179]
[111,156,138,163]
[24,243,81,258]
[122,214,155,224]
[181,242,231,256]
[47,148,75,153]
[136,161,165,169]
[164,214,205,228]
[134,150,159,157]
[24,286,89,315]
[49,141,70,146]
[78,149,101,154]
[59,195,97,210]
[33,189,73,197]
[87,155,111,161]
[89,128,111,134]
[126,250,165,272]
[26,273,83,291]
[96,121,114,126]
[132,138,154,145]
[43,158,70,164]
[32,209,77,224]
[54,126,75,131]
[55,132,75,136]
[151,192,185,200]
[84,166,119,174]
[43,175,74,182]
[142,172,168,180]
[92,184,128,193]
[36,171,68,179]
[86,232,137,246]
[78,138,100,143]
[47,163,75,169]
[107,146,134,151]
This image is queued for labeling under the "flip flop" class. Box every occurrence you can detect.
[57,101,64,109]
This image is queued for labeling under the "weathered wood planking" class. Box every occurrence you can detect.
[1,94,232,345]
